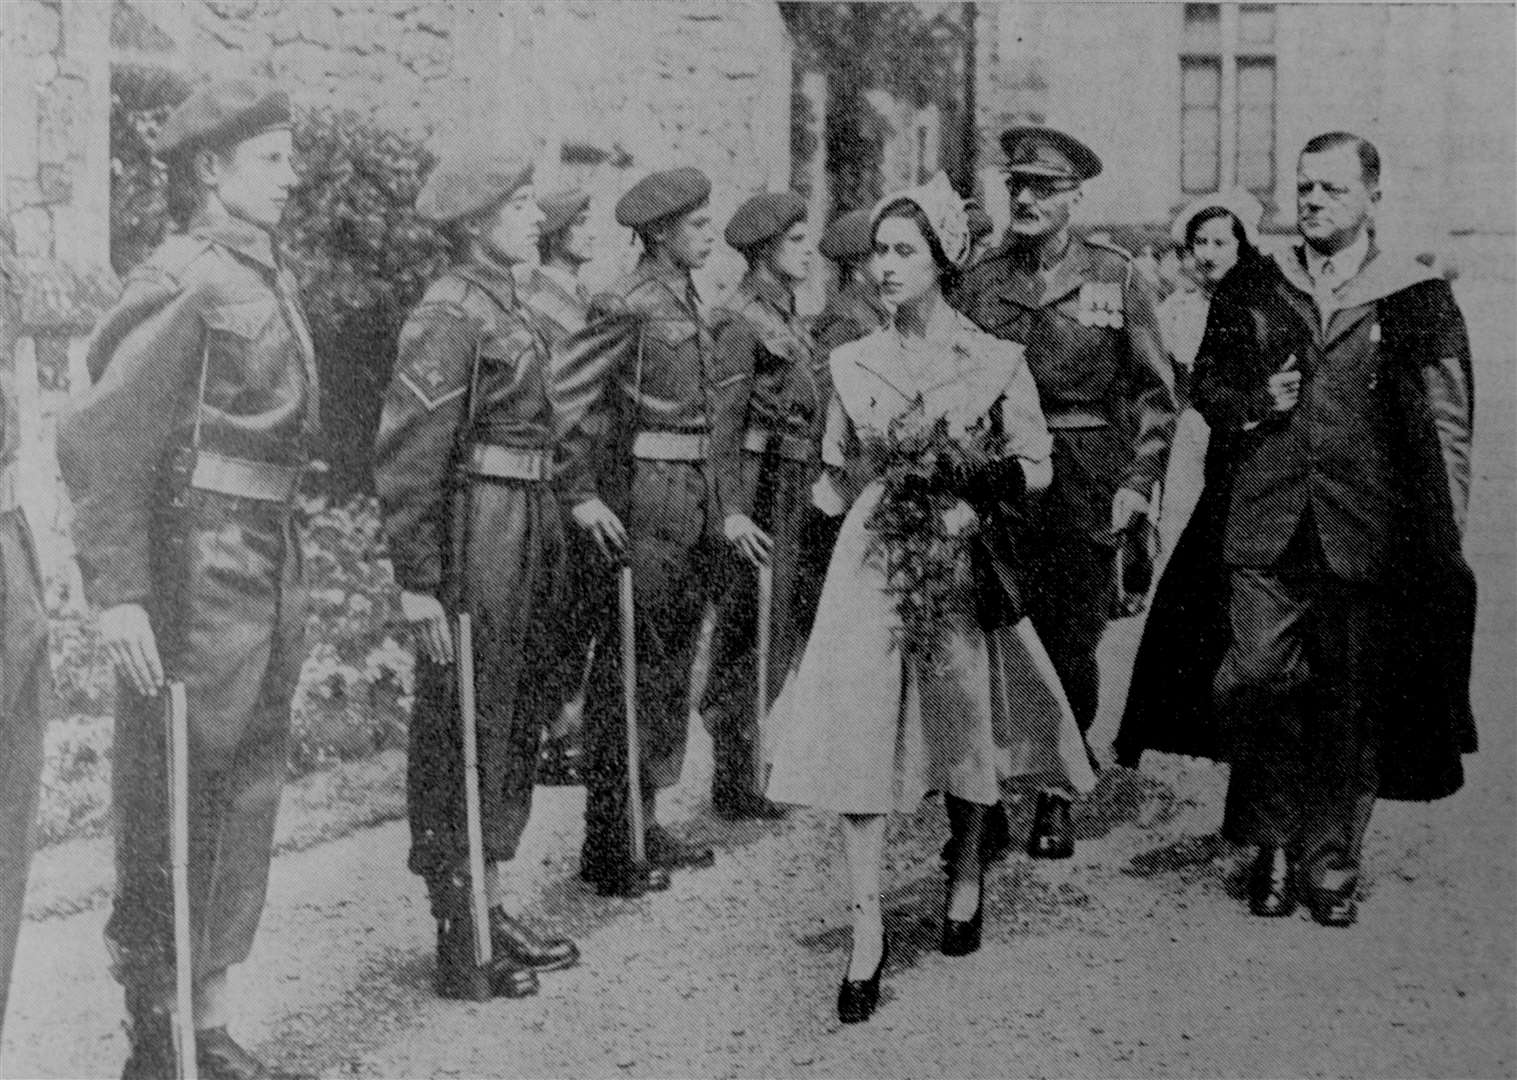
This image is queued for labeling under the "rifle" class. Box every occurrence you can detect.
[753,562,773,795]
[165,681,198,1080]
[455,614,494,969]
[618,564,646,869]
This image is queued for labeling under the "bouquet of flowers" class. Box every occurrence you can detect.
[861,400,1003,667]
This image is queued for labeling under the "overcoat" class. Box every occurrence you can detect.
[1115,247,1476,801]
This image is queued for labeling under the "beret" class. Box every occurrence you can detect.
[539,188,591,238]
[965,200,994,241]
[615,167,711,229]
[1000,126,1102,181]
[724,191,807,251]
[1170,188,1263,247]
[817,208,874,262]
[153,78,290,158]
[415,148,535,224]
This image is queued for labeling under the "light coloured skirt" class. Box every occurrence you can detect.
[764,482,1097,815]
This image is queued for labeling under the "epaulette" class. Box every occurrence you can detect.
[128,234,212,291]
[1086,236,1135,263]
[412,274,492,330]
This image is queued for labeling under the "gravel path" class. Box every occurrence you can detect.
[3,280,1511,1080]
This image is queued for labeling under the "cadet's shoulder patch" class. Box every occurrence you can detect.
[394,306,477,411]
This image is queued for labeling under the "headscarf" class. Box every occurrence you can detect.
[1170,188,1264,248]
[871,171,971,269]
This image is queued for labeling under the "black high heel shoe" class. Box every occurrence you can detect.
[837,932,890,1024]
[941,872,985,957]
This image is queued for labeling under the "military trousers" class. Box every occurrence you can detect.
[1216,528,1384,887]
[408,479,564,898]
[1022,529,1111,735]
[0,509,50,1035]
[106,490,304,999]
[702,454,813,799]
[580,459,723,871]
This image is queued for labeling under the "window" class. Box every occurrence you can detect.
[1180,3,1277,196]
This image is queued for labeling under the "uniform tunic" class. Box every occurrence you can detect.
[952,235,1176,731]
[0,265,51,1033]
[373,260,564,884]
[57,214,317,996]
[551,257,726,868]
[766,306,1095,813]
[702,271,822,794]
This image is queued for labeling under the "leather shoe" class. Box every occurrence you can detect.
[837,934,890,1024]
[582,859,672,898]
[1026,792,1075,860]
[940,873,985,957]
[434,914,539,1001]
[196,1027,310,1080]
[490,907,579,972]
[1247,846,1297,918]
[1304,882,1358,927]
[712,790,788,821]
[646,825,716,871]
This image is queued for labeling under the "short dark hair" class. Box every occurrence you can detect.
[1183,206,1258,262]
[635,200,710,254]
[1300,131,1381,187]
[871,199,957,284]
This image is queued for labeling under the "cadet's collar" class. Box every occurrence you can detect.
[744,266,795,317]
[635,253,699,314]
[456,253,519,307]
[538,262,582,300]
[190,211,279,272]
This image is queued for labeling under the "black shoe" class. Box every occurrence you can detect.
[941,874,985,957]
[120,1009,175,1080]
[434,913,540,1000]
[489,907,580,972]
[582,859,673,898]
[646,825,716,871]
[1304,882,1358,927]
[712,789,788,822]
[837,934,890,1025]
[1027,792,1075,860]
[196,1027,310,1080]
[1247,846,1297,918]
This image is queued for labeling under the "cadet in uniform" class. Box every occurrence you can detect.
[952,127,1175,859]
[57,80,315,1080]
[373,148,579,999]
[702,191,819,820]
[0,220,51,1042]
[520,187,595,786]
[551,167,722,897]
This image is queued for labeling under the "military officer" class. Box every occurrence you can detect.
[952,127,1175,860]
[56,79,315,1080]
[373,147,580,1000]
[0,220,52,1043]
[702,191,819,820]
[551,166,723,897]
[520,186,596,787]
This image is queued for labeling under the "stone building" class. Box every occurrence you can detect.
[973,2,1516,277]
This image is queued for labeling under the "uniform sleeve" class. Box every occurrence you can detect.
[1419,281,1474,535]
[997,356,1054,471]
[55,275,204,610]
[550,297,638,508]
[1114,265,1177,496]
[708,311,762,520]
[813,311,866,363]
[372,304,477,594]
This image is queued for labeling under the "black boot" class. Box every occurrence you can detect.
[489,907,579,972]
[432,875,538,1001]
[1026,791,1075,860]
[120,1004,175,1080]
[1248,846,1297,918]
[646,823,715,871]
[196,1027,312,1080]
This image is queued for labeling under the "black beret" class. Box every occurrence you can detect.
[1000,126,1103,181]
[539,188,591,238]
[724,191,807,252]
[153,78,290,158]
[415,148,535,224]
[818,208,874,262]
[615,167,711,229]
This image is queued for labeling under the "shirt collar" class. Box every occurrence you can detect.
[188,211,279,272]
[539,263,582,298]
[1304,227,1370,287]
[744,267,795,317]
[455,253,519,307]
[634,254,698,313]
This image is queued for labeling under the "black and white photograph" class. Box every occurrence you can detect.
[0,2,1512,1077]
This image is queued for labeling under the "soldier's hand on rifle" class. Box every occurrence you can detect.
[571,497,629,562]
[401,590,454,665]
[724,513,773,568]
[1111,486,1149,533]
[99,603,165,698]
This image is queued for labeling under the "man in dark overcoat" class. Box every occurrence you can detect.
[1117,132,1476,928]
[952,127,1176,859]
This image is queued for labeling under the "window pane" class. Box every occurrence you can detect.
[1182,107,1220,193]
[1236,59,1276,192]
[1183,3,1220,53]
[1238,60,1275,108]
[1182,59,1220,106]
[1239,4,1276,47]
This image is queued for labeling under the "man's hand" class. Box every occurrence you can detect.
[571,497,629,562]
[99,603,164,698]
[400,590,453,665]
[1111,487,1150,533]
[723,513,773,567]
[941,501,979,538]
[1268,354,1302,413]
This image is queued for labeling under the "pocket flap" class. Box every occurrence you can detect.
[204,298,277,340]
